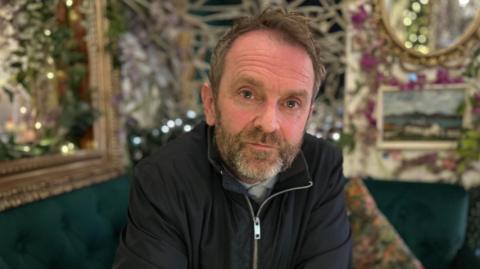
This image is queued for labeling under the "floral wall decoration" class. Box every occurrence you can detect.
[343,1,480,188]
[0,0,99,160]
[106,0,349,164]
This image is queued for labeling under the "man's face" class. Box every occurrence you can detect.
[202,30,315,184]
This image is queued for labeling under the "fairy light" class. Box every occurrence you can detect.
[20,106,27,114]
[459,0,470,7]
[46,72,54,79]
[131,136,142,145]
[420,0,428,4]
[35,122,42,129]
[66,0,74,7]
[61,145,69,154]
[331,132,341,141]
[44,29,51,36]
[403,17,412,26]
[175,118,183,126]
[186,110,197,119]
[67,142,75,150]
[161,125,169,133]
[61,142,76,154]
[412,2,421,12]
[418,35,427,43]
[417,45,429,54]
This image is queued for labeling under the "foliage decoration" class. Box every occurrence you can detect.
[106,0,350,163]
[0,0,99,161]
[347,2,480,182]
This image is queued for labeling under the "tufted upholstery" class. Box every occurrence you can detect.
[364,178,474,269]
[1,174,477,269]
[0,175,129,269]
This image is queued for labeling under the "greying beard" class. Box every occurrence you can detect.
[214,119,301,184]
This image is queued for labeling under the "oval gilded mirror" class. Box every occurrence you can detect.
[374,0,480,67]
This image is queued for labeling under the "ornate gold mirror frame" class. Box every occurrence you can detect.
[373,0,480,68]
[0,0,125,212]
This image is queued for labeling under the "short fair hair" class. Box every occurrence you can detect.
[208,7,326,101]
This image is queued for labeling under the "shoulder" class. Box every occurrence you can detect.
[133,122,212,192]
[301,133,343,174]
[141,122,208,166]
[301,134,347,208]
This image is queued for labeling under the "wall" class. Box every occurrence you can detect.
[343,1,480,188]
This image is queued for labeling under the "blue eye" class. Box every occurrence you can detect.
[286,100,299,109]
[240,89,254,99]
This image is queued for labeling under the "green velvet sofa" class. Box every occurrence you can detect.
[0,174,478,269]
[364,178,480,269]
[0,175,130,269]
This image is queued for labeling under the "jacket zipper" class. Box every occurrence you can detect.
[244,181,313,269]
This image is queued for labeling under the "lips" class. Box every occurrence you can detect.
[246,142,276,150]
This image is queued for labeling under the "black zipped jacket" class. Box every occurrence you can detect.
[113,122,352,269]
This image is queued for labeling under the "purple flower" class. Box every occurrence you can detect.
[452,77,464,83]
[400,81,416,91]
[375,73,385,83]
[388,77,400,86]
[435,69,450,84]
[474,92,480,102]
[360,53,379,71]
[112,93,123,105]
[473,107,480,115]
[351,6,369,29]
[419,153,437,164]
[417,74,427,86]
[363,100,376,127]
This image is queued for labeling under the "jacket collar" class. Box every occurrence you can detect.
[205,122,312,194]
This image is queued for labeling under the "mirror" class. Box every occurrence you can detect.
[374,0,480,67]
[0,0,98,160]
[0,0,124,211]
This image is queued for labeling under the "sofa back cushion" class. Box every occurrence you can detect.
[346,178,423,269]
[364,179,469,269]
[0,175,130,269]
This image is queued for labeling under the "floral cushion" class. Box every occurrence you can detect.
[345,177,424,269]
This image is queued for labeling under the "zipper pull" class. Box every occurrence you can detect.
[254,217,261,240]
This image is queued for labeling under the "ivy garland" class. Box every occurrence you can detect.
[0,0,99,160]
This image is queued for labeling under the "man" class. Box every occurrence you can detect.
[113,7,352,269]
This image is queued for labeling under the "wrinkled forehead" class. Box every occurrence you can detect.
[227,29,307,58]
[222,29,315,90]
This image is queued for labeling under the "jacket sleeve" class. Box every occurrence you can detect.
[112,162,188,269]
[295,149,352,269]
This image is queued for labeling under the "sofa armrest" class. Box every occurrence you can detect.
[451,245,480,269]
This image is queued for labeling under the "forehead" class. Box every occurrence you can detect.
[222,30,315,91]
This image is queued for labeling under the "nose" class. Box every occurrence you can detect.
[254,103,279,133]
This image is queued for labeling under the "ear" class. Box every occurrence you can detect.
[307,103,315,121]
[201,82,216,126]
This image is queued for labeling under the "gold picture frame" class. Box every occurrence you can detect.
[373,0,480,69]
[0,0,125,212]
[377,84,469,149]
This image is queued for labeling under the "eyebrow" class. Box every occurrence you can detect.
[234,76,265,88]
[233,75,310,99]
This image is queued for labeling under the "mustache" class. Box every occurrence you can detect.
[241,126,282,146]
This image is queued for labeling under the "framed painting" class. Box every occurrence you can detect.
[377,84,468,149]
